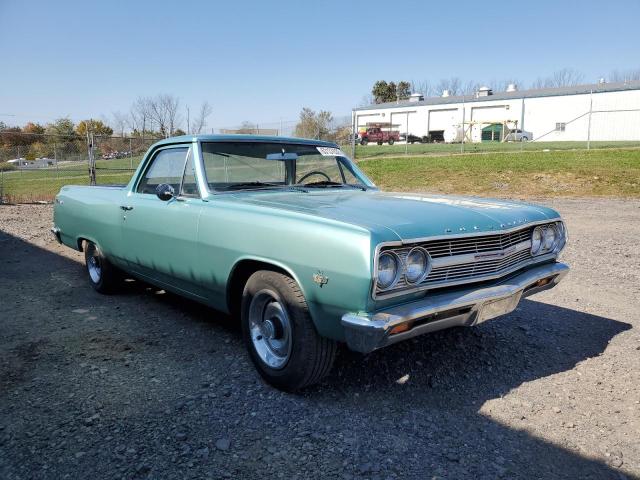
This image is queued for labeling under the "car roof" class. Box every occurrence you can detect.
[151,134,339,149]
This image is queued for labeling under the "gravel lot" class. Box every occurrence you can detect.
[1,199,639,479]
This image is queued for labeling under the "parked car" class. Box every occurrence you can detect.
[359,128,400,145]
[53,135,569,390]
[405,134,430,144]
[505,129,533,142]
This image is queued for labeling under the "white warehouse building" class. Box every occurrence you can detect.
[353,80,640,143]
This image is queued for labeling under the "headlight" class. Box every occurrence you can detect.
[377,251,400,290]
[542,225,558,252]
[404,247,431,284]
[531,222,565,256]
[531,227,543,255]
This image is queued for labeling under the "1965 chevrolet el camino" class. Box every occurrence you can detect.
[53,135,569,390]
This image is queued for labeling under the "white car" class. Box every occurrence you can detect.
[505,129,532,142]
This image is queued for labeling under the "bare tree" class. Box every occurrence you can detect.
[359,94,374,107]
[111,111,128,137]
[461,80,480,95]
[489,78,521,92]
[531,68,584,89]
[436,77,461,96]
[129,97,152,137]
[609,68,640,83]
[190,101,213,134]
[410,80,433,97]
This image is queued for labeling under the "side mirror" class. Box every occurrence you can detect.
[155,183,175,201]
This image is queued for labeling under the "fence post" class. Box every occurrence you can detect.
[129,138,133,170]
[405,111,409,155]
[351,111,357,160]
[587,89,593,150]
[460,98,466,154]
[0,168,4,204]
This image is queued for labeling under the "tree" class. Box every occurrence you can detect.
[190,101,213,134]
[23,122,45,135]
[76,119,113,137]
[396,81,411,100]
[45,118,76,138]
[609,68,640,83]
[436,77,461,96]
[372,81,396,103]
[410,80,433,97]
[111,111,128,137]
[294,108,333,139]
[236,121,258,134]
[172,128,187,136]
[532,68,584,89]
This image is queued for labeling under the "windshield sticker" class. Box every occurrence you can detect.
[316,146,346,157]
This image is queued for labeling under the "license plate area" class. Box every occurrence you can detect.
[476,291,522,324]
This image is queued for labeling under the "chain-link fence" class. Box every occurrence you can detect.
[0,132,160,203]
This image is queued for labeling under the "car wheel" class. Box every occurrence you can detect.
[360,139,368,146]
[521,136,529,142]
[84,241,120,294]
[241,270,337,391]
[388,139,394,145]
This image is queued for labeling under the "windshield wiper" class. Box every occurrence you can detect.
[299,181,367,191]
[223,182,281,190]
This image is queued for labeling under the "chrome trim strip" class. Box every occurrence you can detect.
[430,239,531,269]
[344,262,569,353]
[371,218,563,300]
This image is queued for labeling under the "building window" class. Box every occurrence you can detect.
[555,122,566,132]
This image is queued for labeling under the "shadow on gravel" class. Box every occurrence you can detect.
[0,232,632,479]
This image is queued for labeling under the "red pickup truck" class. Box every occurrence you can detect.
[359,128,400,145]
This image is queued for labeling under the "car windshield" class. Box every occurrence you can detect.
[201,142,375,192]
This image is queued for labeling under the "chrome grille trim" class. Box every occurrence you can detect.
[372,218,562,300]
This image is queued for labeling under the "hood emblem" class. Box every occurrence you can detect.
[475,245,516,260]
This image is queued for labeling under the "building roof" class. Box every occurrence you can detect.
[354,80,640,111]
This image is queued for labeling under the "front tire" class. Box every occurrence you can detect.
[388,138,395,145]
[84,241,120,294]
[241,270,336,391]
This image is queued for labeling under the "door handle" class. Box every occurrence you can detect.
[120,205,133,211]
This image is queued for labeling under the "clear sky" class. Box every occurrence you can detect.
[1,0,639,130]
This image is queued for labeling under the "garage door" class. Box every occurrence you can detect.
[428,109,459,131]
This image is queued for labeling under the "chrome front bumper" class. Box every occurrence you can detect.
[341,262,569,353]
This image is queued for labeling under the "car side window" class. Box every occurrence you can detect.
[180,150,199,197]
[137,148,188,194]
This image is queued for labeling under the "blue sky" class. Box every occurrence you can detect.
[1,0,639,130]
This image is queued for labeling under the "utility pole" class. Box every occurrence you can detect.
[186,106,190,134]
[587,89,593,150]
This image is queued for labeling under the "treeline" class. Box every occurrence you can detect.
[365,67,640,105]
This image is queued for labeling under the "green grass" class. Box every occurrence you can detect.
[2,149,640,203]
[358,148,640,198]
[354,140,640,159]
[0,156,143,202]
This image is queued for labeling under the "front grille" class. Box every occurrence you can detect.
[379,225,540,295]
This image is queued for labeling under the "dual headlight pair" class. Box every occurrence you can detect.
[377,247,432,291]
[531,222,566,256]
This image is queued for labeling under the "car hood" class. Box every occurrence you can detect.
[235,190,560,240]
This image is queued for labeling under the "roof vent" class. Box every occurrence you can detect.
[506,83,518,92]
[598,77,606,84]
[477,86,493,97]
[442,89,450,97]
[409,92,424,102]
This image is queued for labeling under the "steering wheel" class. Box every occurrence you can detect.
[298,171,332,184]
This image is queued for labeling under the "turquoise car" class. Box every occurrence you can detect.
[52,135,569,390]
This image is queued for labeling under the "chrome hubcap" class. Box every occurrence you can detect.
[87,245,102,284]
[249,290,292,369]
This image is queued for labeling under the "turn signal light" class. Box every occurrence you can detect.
[390,322,412,335]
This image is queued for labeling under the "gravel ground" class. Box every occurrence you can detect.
[0,199,639,480]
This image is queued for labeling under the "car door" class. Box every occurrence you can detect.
[120,145,206,297]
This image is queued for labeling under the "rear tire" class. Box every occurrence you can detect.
[84,241,120,294]
[360,139,368,146]
[241,270,337,391]
[388,139,395,145]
